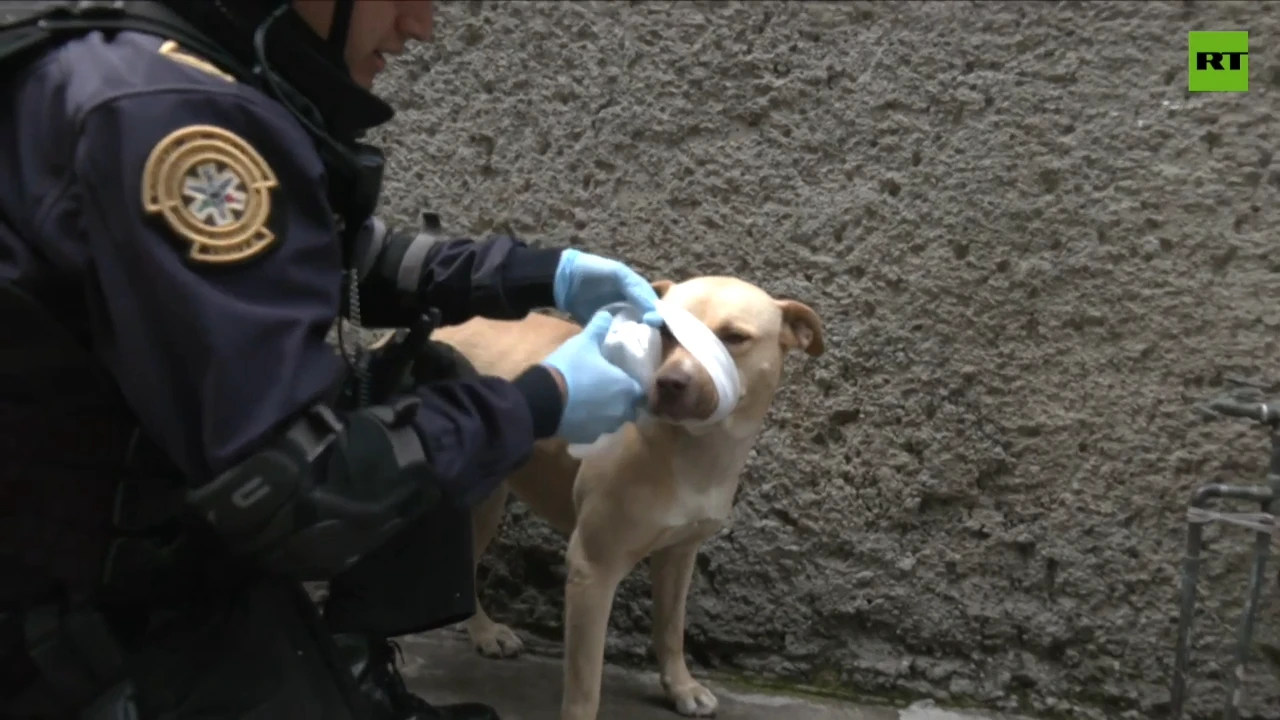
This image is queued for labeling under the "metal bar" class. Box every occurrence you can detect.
[1171,517,1206,720]
[1221,520,1273,720]
[1170,483,1277,720]
[1223,447,1279,720]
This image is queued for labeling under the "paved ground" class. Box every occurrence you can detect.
[399,633,1041,720]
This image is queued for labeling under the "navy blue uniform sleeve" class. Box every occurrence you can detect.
[413,236,563,326]
[73,84,562,495]
[351,215,564,329]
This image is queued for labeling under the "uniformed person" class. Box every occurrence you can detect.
[0,1,664,719]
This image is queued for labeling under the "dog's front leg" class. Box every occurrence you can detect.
[561,527,629,720]
[650,540,718,717]
[465,482,526,658]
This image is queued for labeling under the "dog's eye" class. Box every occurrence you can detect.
[717,329,752,346]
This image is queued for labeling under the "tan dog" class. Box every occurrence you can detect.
[431,276,825,720]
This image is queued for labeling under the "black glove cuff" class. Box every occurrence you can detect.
[511,365,564,440]
[500,246,563,314]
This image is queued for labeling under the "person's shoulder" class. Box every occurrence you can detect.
[49,32,247,108]
[31,31,321,167]
[24,32,340,260]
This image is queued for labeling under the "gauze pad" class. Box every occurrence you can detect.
[566,300,742,459]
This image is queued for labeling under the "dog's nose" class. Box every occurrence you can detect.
[655,370,691,398]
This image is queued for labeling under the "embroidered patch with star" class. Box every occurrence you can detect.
[141,124,280,265]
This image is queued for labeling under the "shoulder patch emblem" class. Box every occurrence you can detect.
[158,40,235,83]
[142,125,280,265]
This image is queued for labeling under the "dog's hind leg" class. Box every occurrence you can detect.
[464,482,526,658]
[651,540,718,717]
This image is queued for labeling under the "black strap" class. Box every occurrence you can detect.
[328,0,354,57]
[0,1,255,83]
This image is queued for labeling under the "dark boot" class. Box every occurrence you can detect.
[332,633,500,720]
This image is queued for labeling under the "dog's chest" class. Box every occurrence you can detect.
[657,452,744,534]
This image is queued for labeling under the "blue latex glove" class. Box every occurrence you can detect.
[540,310,646,444]
[553,249,663,327]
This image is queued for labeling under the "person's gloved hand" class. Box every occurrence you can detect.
[553,249,663,327]
[540,310,646,444]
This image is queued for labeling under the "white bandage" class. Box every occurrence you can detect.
[566,300,742,459]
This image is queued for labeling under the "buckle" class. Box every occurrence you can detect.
[290,404,343,462]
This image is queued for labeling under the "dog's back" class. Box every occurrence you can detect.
[432,312,579,382]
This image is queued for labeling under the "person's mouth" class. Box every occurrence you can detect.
[374,47,403,68]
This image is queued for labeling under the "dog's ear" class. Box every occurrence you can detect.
[777,300,825,357]
[651,280,675,298]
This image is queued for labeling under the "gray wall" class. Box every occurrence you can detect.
[370,2,1280,718]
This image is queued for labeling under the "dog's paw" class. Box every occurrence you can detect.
[665,679,719,717]
[471,622,525,659]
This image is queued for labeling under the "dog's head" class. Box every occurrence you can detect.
[644,277,824,429]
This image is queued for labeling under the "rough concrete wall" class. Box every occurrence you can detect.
[370,2,1280,718]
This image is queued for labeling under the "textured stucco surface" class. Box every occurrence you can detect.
[369,2,1280,718]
